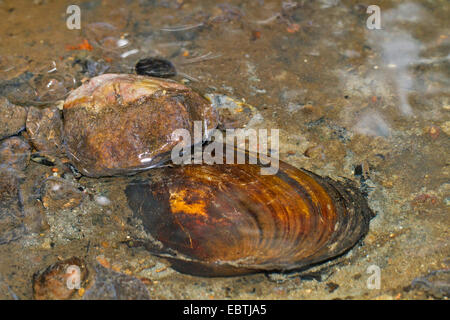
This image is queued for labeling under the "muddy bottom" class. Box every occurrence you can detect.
[0,0,449,300]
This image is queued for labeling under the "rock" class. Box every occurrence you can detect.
[83,264,150,300]
[26,106,64,156]
[412,270,450,299]
[40,176,84,210]
[0,97,27,140]
[0,169,25,245]
[32,257,89,300]
[0,136,31,171]
[0,167,48,244]
[0,72,36,105]
[63,74,218,177]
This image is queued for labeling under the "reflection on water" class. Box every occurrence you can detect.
[367,2,448,117]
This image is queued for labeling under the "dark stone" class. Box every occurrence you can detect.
[83,264,150,300]
[412,270,450,299]
[0,97,27,140]
[0,72,35,105]
[0,136,31,171]
[135,57,177,78]
[26,106,64,156]
[354,164,363,176]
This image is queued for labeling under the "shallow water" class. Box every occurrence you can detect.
[0,0,448,299]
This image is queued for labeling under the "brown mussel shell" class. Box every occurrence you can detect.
[125,155,374,277]
[63,74,218,177]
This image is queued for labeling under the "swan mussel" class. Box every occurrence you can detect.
[125,153,374,276]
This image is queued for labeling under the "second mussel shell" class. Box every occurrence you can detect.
[125,154,374,277]
[62,74,218,177]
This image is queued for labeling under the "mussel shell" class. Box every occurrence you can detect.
[125,157,374,276]
[63,74,218,177]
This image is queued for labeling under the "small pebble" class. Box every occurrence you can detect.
[32,257,88,300]
[83,264,150,300]
[40,176,84,210]
[0,136,31,171]
[428,126,440,139]
[0,97,27,140]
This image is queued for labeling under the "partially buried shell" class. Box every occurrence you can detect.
[63,74,218,177]
[125,157,374,277]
